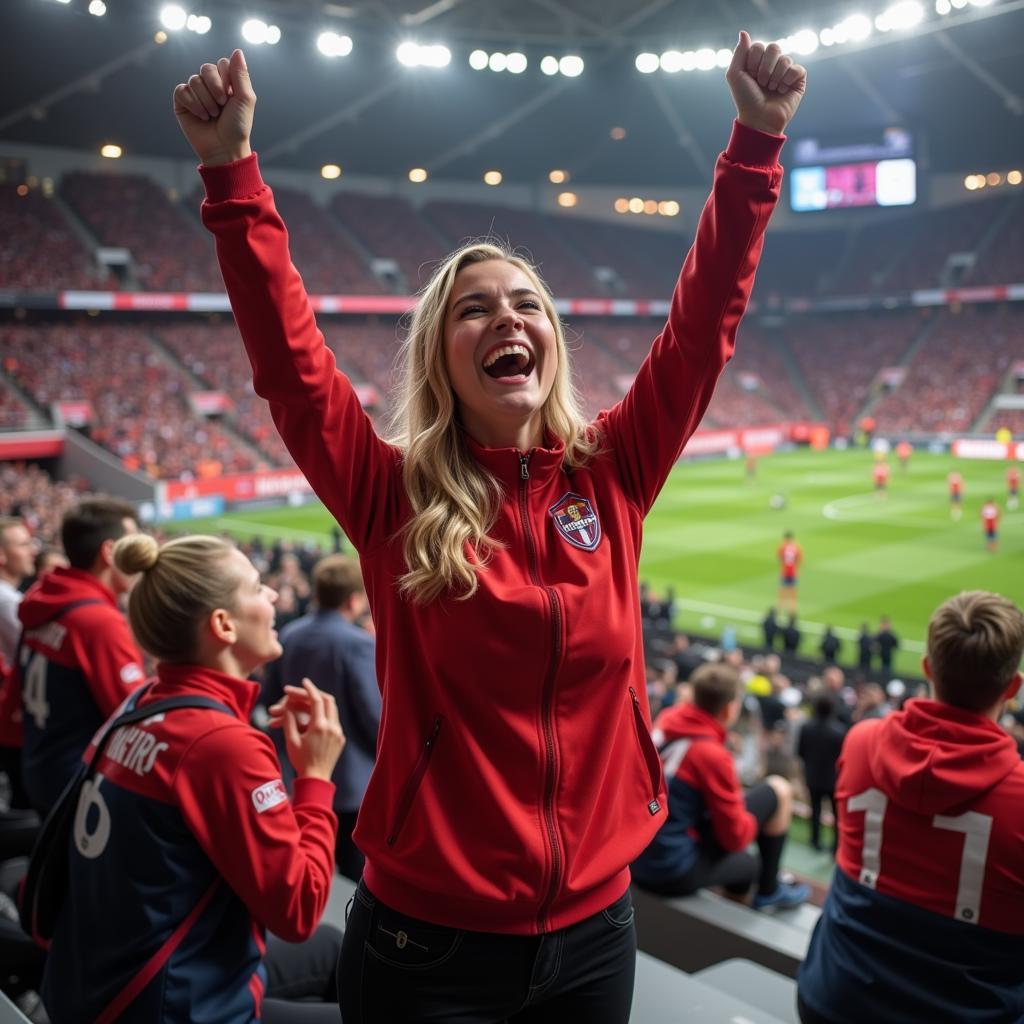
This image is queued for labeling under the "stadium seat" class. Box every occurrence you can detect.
[631,884,818,979]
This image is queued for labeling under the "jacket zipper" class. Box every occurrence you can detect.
[386,715,442,846]
[519,452,565,933]
[629,688,662,815]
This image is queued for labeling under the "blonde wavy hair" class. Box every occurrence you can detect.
[386,241,601,604]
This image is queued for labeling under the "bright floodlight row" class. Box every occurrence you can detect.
[469,50,529,74]
[635,0,994,72]
[158,5,211,33]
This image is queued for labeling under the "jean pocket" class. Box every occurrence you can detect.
[600,889,635,929]
[364,901,464,971]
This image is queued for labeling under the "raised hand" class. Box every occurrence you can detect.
[727,31,807,136]
[269,678,346,782]
[172,49,255,166]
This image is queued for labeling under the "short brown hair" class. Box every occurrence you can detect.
[61,497,136,570]
[691,662,741,716]
[313,554,364,611]
[927,591,1024,712]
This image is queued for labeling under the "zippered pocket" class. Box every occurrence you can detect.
[386,715,442,846]
[629,688,662,816]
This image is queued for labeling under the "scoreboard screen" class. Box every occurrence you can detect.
[789,128,917,212]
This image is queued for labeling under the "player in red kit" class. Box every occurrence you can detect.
[981,498,1000,553]
[798,591,1024,1023]
[777,531,801,615]
[896,440,912,471]
[948,470,963,521]
[872,459,889,498]
[1007,465,1020,511]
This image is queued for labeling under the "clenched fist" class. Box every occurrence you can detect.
[173,49,256,166]
[727,31,807,136]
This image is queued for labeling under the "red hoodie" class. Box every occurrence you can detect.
[836,698,1024,931]
[14,567,144,814]
[199,121,784,934]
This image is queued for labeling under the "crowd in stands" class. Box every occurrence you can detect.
[872,307,1024,434]
[1,323,261,479]
[0,385,33,430]
[0,184,112,292]
[60,172,219,292]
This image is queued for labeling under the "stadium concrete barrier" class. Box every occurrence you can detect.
[631,884,818,979]
[695,958,798,1022]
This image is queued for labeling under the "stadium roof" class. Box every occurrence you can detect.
[2,0,1023,187]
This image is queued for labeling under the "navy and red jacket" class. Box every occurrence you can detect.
[200,120,783,935]
[15,567,145,815]
[799,699,1024,1022]
[631,702,757,885]
[42,663,337,1024]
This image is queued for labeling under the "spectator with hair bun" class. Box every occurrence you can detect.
[41,532,345,1024]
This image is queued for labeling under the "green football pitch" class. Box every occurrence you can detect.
[177,448,1022,677]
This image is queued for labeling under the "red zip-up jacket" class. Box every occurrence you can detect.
[200,120,783,935]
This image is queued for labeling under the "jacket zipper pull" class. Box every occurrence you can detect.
[519,453,530,480]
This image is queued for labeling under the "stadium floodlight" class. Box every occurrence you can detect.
[506,52,527,74]
[1008,170,1023,185]
[190,14,211,33]
[488,51,507,72]
[408,167,428,182]
[627,197,644,213]
[100,144,123,159]
[950,0,968,7]
[540,55,559,75]
[88,1,106,15]
[266,24,281,44]
[549,169,568,183]
[398,42,450,67]
[321,164,342,180]
[658,200,680,216]
[613,197,629,213]
[836,14,873,42]
[317,31,353,57]
[159,4,187,30]
[694,48,717,70]
[782,29,819,56]
[242,19,269,44]
[557,192,577,207]
[635,53,659,73]
[968,0,994,5]
[820,27,836,45]
[875,2,924,32]
[559,55,584,77]
[716,48,733,68]
[483,170,502,185]
[396,41,419,65]
[469,49,489,70]
[935,0,952,11]
[680,51,698,71]
[659,50,684,73]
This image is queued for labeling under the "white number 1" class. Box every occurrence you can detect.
[847,788,993,924]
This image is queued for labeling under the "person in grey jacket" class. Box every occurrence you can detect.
[264,554,380,879]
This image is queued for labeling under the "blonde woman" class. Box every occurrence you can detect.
[174,32,806,1022]
[41,534,345,1023]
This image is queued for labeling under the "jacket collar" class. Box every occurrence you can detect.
[151,662,260,721]
[462,429,567,490]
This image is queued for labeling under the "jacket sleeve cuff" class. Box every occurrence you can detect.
[292,776,336,809]
[725,120,786,168]
[198,152,265,203]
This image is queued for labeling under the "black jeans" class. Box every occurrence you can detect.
[337,880,637,1023]
[808,789,836,852]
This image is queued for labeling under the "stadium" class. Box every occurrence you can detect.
[1,0,1023,1020]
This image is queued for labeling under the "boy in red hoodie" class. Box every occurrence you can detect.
[798,591,1024,1023]
[632,663,809,910]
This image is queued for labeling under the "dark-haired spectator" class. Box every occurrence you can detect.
[782,615,801,654]
[820,625,841,665]
[797,694,847,853]
[876,616,899,674]
[263,554,380,881]
[822,665,853,729]
[16,498,145,814]
[854,682,888,724]
[34,546,68,578]
[632,663,809,911]
[857,624,873,675]
[763,607,779,651]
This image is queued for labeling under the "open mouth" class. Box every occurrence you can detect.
[482,343,535,380]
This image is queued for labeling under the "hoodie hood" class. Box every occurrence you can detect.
[18,567,117,630]
[652,701,726,747]
[869,699,1020,815]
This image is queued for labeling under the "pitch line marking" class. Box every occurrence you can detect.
[822,493,942,529]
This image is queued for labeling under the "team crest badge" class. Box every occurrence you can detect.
[548,492,601,552]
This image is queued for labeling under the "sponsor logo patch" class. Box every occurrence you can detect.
[252,779,288,814]
[121,663,144,685]
[548,492,601,552]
